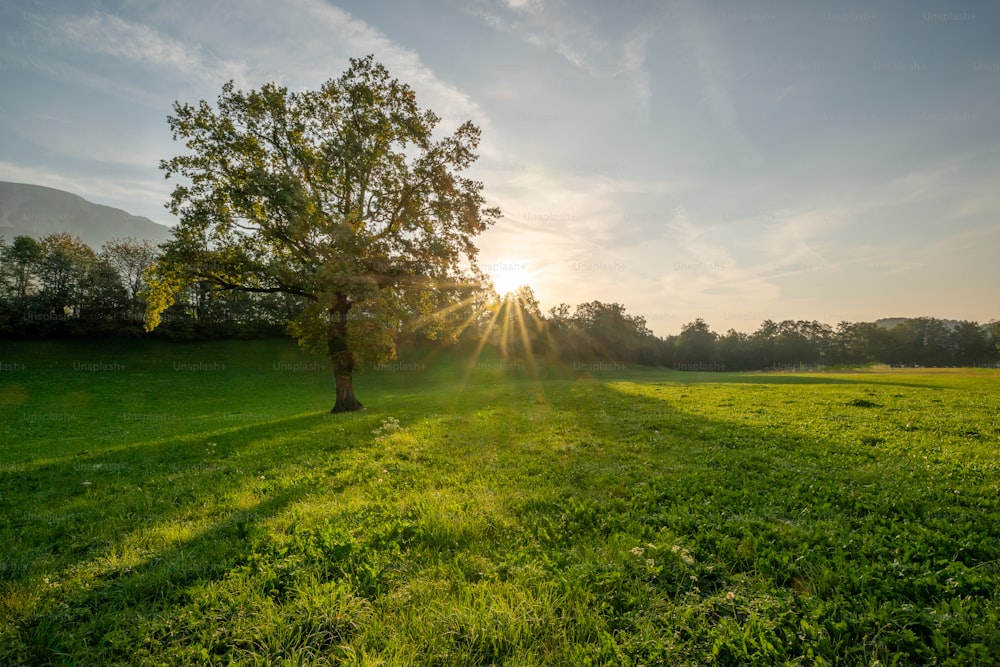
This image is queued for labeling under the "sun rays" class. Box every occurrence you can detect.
[394,277,553,401]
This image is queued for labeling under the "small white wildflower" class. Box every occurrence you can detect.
[629,546,645,556]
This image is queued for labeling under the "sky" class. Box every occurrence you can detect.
[1,0,998,335]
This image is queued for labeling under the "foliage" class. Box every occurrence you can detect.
[662,317,999,371]
[147,55,499,410]
[545,299,660,365]
[0,234,291,339]
[674,317,719,366]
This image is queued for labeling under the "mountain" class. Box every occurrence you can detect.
[0,181,172,250]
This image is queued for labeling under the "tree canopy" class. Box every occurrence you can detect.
[146,56,500,411]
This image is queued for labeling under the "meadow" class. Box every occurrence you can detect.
[0,339,998,665]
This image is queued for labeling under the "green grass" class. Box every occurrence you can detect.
[1,339,998,665]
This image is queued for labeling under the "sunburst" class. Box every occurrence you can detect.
[488,259,532,297]
[402,274,551,403]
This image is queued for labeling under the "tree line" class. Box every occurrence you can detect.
[2,233,997,369]
[489,289,999,371]
[0,233,292,339]
[660,316,1000,370]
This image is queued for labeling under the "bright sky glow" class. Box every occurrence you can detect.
[486,259,533,297]
[1,0,998,334]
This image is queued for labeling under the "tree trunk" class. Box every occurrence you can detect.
[329,293,365,413]
[332,371,363,413]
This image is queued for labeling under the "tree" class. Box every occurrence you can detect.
[147,56,500,411]
[771,320,831,366]
[36,233,95,320]
[675,318,718,367]
[827,320,889,365]
[888,317,952,367]
[78,258,129,327]
[717,328,752,370]
[490,285,547,361]
[950,320,990,366]
[101,237,158,325]
[1,235,42,307]
[750,319,780,368]
[546,301,656,364]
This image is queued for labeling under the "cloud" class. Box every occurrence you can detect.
[504,0,543,10]
[463,0,659,120]
[475,167,658,305]
[58,14,201,71]
[40,2,489,139]
[671,0,738,131]
[620,26,656,123]
[50,11,249,87]
[474,166,725,317]
[462,0,608,74]
[279,0,490,135]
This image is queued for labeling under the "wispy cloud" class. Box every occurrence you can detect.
[42,1,490,138]
[504,0,543,11]
[280,0,491,135]
[463,0,660,119]
[49,12,249,87]
[57,14,201,72]
[671,0,738,132]
[620,26,656,124]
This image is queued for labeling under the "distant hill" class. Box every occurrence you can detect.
[0,181,172,249]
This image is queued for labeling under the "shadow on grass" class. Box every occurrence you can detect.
[6,484,309,665]
[0,410,371,590]
[0,400,387,663]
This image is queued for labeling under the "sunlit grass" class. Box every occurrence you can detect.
[1,340,998,664]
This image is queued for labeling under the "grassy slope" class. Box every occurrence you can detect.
[0,339,998,665]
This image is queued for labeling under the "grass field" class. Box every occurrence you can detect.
[1,339,998,665]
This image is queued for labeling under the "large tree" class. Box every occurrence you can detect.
[147,56,500,411]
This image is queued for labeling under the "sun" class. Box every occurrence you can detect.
[488,259,532,297]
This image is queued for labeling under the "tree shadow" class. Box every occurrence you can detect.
[6,484,309,665]
[0,410,368,591]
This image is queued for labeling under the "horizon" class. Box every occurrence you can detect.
[1,0,998,335]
